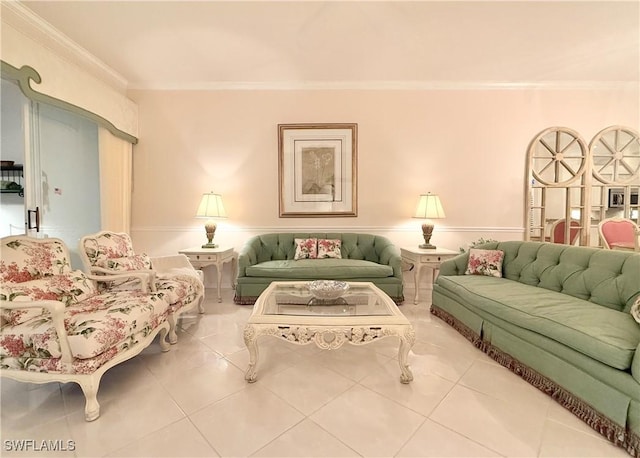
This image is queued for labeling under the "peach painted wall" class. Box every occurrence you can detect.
[128,87,638,277]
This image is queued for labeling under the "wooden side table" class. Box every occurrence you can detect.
[179,246,237,302]
[400,247,459,304]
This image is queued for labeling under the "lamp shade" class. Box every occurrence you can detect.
[196,192,227,218]
[413,193,445,219]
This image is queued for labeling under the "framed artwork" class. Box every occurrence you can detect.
[278,123,357,217]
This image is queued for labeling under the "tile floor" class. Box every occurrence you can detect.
[0,287,630,458]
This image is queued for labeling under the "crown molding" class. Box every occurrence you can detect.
[127,80,639,92]
[2,1,128,91]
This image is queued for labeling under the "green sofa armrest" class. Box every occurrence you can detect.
[377,244,403,279]
[632,342,640,384]
[237,239,261,276]
[439,252,470,276]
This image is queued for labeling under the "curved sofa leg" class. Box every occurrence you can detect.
[198,295,205,314]
[166,315,178,344]
[79,376,101,421]
[159,323,171,352]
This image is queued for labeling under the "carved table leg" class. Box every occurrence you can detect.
[243,325,259,382]
[216,261,223,302]
[413,264,422,304]
[398,327,415,384]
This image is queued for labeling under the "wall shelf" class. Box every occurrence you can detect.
[1,164,24,197]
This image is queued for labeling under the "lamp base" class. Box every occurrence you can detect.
[201,243,218,249]
[419,223,436,250]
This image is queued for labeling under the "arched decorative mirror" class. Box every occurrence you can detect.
[591,126,640,185]
[525,127,589,245]
[525,125,639,247]
[589,126,640,230]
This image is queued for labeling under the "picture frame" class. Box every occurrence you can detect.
[278,123,357,217]
[608,188,639,208]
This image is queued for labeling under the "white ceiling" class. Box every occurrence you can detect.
[19,1,640,89]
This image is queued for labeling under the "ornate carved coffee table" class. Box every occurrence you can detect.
[243,281,415,384]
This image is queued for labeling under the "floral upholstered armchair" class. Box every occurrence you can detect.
[0,236,173,421]
[79,231,205,343]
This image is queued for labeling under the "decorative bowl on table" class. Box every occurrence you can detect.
[307,280,350,300]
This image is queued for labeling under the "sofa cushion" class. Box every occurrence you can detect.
[154,274,204,313]
[436,275,640,370]
[1,271,98,327]
[0,289,170,360]
[245,259,393,279]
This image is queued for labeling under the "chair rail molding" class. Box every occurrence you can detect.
[131,225,525,234]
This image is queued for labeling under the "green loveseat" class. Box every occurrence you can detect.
[234,233,404,305]
[432,241,640,457]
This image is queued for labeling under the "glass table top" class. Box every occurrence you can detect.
[261,282,394,317]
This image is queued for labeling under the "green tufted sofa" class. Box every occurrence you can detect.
[234,233,404,305]
[432,241,640,457]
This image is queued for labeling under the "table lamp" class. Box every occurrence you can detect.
[196,192,227,248]
[413,193,445,249]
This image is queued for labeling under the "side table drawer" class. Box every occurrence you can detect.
[187,254,219,262]
[419,255,446,263]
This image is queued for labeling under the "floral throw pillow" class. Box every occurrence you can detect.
[294,238,317,260]
[631,296,640,325]
[465,248,505,278]
[97,254,152,271]
[317,239,342,259]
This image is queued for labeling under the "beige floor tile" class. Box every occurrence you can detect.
[224,342,305,379]
[258,360,356,415]
[397,418,502,457]
[59,357,163,415]
[140,331,228,380]
[312,344,393,382]
[107,418,219,457]
[408,340,477,383]
[310,385,425,457]
[251,419,359,457]
[1,416,75,458]
[458,359,552,414]
[180,313,244,339]
[66,382,186,457]
[1,380,68,429]
[430,384,546,457]
[360,357,455,416]
[159,357,247,414]
[199,327,250,356]
[538,419,630,457]
[190,385,304,457]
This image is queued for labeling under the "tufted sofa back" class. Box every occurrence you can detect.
[239,233,401,277]
[445,241,640,313]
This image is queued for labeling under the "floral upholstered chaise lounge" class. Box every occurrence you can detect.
[0,236,202,421]
[79,230,205,344]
